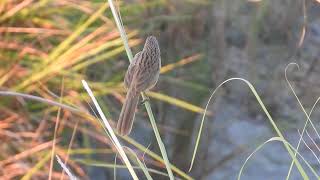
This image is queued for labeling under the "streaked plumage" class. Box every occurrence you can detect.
[117,36,161,136]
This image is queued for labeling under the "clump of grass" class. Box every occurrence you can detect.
[0,0,202,179]
[190,64,320,179]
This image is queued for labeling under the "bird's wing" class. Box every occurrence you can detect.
[134,56,160,93]
[124,51,141,89]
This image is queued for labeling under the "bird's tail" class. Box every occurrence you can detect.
[117,88,139,136]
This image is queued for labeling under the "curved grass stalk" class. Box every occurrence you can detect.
[189,78,308,179]
[238,137,318,180]
[297,130,320,165]
[0,91,81,113]
[305,130,320,154]
[107,0,174,179]
[285,63,320,180]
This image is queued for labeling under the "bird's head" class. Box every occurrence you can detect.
[143,36,160,57]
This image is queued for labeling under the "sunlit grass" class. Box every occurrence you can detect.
[0,0,201,179]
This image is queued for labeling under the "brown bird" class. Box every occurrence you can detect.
[117,36,161,136]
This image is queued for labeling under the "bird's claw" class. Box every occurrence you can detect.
[140,97,150,106]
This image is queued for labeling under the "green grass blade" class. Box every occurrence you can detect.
[189,78,309,179]
[107,0,133,61]
[125,147,153,180]
[285,63,320,180]
[238,137,318,180]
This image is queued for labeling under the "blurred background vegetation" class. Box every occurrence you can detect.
[1,0,320,179]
